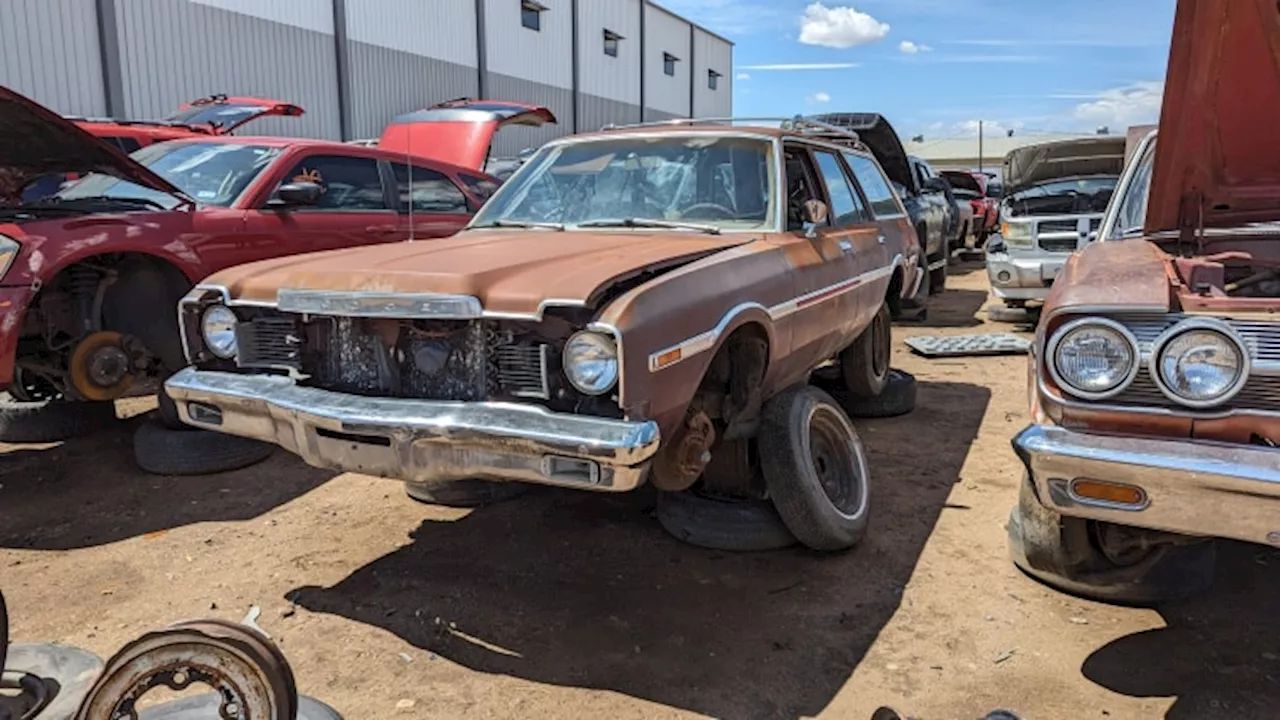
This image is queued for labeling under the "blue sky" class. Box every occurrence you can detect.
[660,0,1176,141]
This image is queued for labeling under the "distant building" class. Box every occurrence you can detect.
[910,132,1098,176]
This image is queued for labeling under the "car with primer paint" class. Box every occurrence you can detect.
[984,135,1126,312]
[0,85,500,442]
[1008,0,1280,603]
[165,115,924,552]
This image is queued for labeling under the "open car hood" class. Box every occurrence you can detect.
[808,113,913,191]
[0,85,187,198]
[940,170,982,195]
[164,95,305,134]
[1002,136,1126,195]
[377,99,557,172]
[1145,0,1280,233]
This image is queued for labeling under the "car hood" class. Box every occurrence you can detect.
[377,100,557,172]
[1145,0,1280,233]
[1002,136,1126,195]
[205,230,753,316]
[807,113,913,191]
[940,171,982,195]
[164,95,305,134]
[0,85,186,198]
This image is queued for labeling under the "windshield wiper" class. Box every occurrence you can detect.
[575,218,722,235]
[468,219,565,231]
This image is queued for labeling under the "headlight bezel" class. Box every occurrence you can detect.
[1147,318,1250,409]
[1046,317,1141,401]
[562,330,619,396]
[200,304,239,359]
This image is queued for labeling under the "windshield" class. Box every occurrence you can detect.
[164,103,271,131]
[471,135,775,231]
[59,142,281,208]
[1108,138,1157,239]
[1004,176,1118,217]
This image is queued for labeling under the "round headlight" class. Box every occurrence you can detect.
[563,331,618,395]
[1151,322,1248,407]
[1048,318,1139,399]
[201,305,239,359]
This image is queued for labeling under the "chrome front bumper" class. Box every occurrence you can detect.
[1014,424,1280,546]
[985,251,1061,301]
[165,368,660,492]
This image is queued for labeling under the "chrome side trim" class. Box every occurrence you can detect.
[647,257,900,372]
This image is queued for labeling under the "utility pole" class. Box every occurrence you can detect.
[978,120,984,173]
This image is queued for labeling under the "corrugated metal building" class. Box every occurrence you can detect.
[0,0,733,157]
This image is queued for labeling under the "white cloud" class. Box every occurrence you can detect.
[898,40,932,53]
[809,91,832,103]
[736,72,751,80]
[739,62,859,70]
[798,2,890,49]
[1071,81,1164,128]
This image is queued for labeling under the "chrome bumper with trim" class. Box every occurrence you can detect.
[165,368,660,491]
[1014,424,1280,546]
[985,251,1061,301]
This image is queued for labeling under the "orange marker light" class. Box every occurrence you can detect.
[655,348,682,369]
[1070,478,1147,507]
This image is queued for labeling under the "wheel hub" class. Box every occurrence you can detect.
[67,331,137,401]
[87,345,130,387]
[807,407,865,515]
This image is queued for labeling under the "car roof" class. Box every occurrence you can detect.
[157,135,500,178]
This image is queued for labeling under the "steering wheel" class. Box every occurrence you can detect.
[678,202,736,220]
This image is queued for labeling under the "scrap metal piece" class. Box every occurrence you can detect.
[904,333,1031,358]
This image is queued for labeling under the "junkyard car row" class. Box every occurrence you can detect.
[0,0,1276,627]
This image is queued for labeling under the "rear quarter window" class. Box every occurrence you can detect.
[844,153,902,218]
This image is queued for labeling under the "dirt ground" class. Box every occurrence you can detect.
[3,261,1279,719]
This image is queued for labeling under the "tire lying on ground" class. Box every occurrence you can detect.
[154,387,192,430]
[133,419,275,476]
[759,384,871,552]
[826,369,917,419]
[403,479,529,508]
[1007,472,1216,605]
[0,398,119,444]
[655,488,797,552]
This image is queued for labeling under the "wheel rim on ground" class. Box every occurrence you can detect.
[805,404,868,517]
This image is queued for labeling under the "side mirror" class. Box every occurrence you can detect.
[801,199,829,237]
[268,181,323,208]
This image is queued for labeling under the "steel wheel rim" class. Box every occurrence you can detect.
[805,404,868,519]
[871,310,890,380]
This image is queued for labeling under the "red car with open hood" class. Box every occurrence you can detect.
[0,86,501,440]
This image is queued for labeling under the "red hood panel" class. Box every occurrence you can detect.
[377,101,557,172]
[1146,0,1280,233]
[166,96,305,134]
[0,85,186,199]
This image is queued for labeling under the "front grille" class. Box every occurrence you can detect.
[495,344,550,399]
[1038,236,1079,253]
[236,316,302,369]
[1038,219,1078,233]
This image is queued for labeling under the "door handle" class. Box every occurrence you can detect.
[365,224,399,234]
[838,240,853,253]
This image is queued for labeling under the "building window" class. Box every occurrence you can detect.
[708,70,720,90]
[603,29,622,57]
[521,0,545,31]
[663,52,678,76]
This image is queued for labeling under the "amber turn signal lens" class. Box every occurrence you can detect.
[655,348,682,369]
[1070,478,1147,507]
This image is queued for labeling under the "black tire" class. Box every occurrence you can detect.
[1007,472,1215,605]
[155,387,191,430]
[840,303,891,398]
[897,261,930,323]
[759,385,870,552]
[655,489,796,552]
[0,398,119,444]
[832,369,917,419]
[929,247,949,295]
[133,420,274,476]
[404,478,528,508]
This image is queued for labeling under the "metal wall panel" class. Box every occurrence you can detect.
[347,45,479,140]
[0,0,107,116]
[485,73,572,157]
[345,0,478,66]
[578,93,642,132]
[692,28,732,118]
[115,0,341,139]
[642,3,691,118]
[576,0,641,106]
[484,0,572,89]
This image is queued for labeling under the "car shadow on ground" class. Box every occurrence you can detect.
[0,413,332,550]
[904,289,989,329]
[1081,541,1280,719]
[945,257,986,277]
[290,380,992,719]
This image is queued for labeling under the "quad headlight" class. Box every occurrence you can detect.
[1047,318,1139,400]
[1150,320,1249,408]
[201,305,239,359]
[563,331,618,395]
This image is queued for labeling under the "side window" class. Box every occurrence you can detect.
[812,150,869,226]
[845,153,902,218]
[783,146,825,231]
[390,163,469,213]
[459,173,501,205]
[274,155,387,210]
[103,136,142,154]
[913,162,931,190]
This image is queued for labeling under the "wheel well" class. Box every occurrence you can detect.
[699,322,770,440]
[886,267,903,316]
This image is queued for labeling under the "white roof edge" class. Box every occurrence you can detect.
[645,0,736,46]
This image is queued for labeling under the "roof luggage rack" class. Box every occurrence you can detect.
[600,115,863,146]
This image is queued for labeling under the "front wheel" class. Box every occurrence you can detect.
[759,385,870,552]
